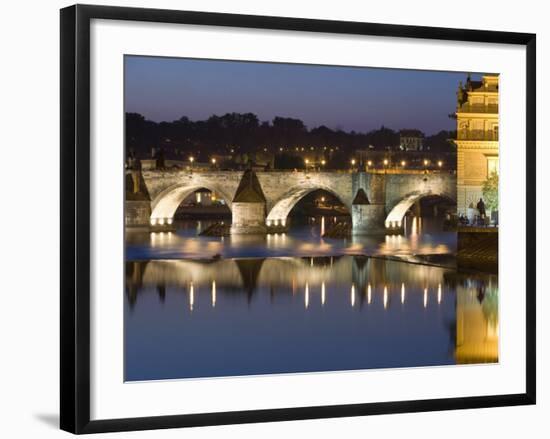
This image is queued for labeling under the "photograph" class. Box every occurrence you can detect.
[123,56,499,382]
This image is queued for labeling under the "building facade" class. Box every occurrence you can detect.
[399,129,424,151]
[455,74,499,216]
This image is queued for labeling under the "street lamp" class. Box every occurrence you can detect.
[366,160,373,172]
[383,158,389,174]
[305,158,310,172]
[401,160,406,167]
[211,157,217,167]
[437,160,443,168]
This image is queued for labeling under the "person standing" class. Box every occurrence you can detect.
[476,198,486,222]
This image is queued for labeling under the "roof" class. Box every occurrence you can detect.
[399,129,424,138]
[232,169,267,203]
[352,188,370,205]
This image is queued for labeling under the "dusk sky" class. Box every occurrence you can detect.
[125,56,480,135]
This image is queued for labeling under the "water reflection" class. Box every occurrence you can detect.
[126,216,455,261]
[125,256,498,381]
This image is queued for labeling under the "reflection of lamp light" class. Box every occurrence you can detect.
[321,282,326,306]
[423,287,428,308]
[383,285,388,309]
[212,280,216,307]
[351,284,356,307]
[367,283,372,304]
[437,283,442,304]
[401,283,405,304]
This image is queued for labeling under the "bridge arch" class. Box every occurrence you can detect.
[149,183,233,225]
[384,191,456,228]
[266,185,351,226]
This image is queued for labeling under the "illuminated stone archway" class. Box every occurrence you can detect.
[149,184,233,226]
[266,186,351,227]
[384,191,456,229]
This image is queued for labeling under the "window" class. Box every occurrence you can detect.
[487,156,499,176]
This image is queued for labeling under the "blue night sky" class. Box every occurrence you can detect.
[125,56,479,135]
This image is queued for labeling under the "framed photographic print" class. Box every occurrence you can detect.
[60,4,536,434]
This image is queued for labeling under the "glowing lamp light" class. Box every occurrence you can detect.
[367,160,373,166]
[401,160,406,167]
[189,156,195,163]
[150,218,157,226]
[383,159,389,166]
[211,158,216,164]
[423,159,429,166]
[321,159,326,166]
[351,159,356,165]
[281,219,286,227]
[158,218,165,226]
[167,218,173,225]
[437,160,443,167]
[266,220,272,227]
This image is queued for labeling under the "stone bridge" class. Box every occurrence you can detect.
[126,169,456,234]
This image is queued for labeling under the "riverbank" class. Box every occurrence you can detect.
[457,227,498,273]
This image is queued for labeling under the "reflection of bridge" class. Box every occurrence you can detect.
[126,169,456,234]
[126,256,450,303]
[126,256,498,364]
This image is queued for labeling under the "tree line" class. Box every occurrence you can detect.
[126,112,456,162]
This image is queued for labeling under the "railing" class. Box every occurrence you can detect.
[457,130,499,141]
[457,104,499,114]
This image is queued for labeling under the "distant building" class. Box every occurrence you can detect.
[399,130,424,151]
[455,74,499,215]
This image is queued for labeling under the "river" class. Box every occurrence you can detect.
[125,216,498,381]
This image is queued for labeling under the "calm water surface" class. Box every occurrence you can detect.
[126,216,455,260]
[125,217,498,381]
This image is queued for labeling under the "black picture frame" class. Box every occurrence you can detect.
[60,4,536,434]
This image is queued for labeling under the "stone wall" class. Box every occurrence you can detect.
[125,201,151,227]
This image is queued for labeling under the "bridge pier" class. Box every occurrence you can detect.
[352,204,386,234]
[230,202,267,234]
[351,176,387,235]
[229,169,268,235]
